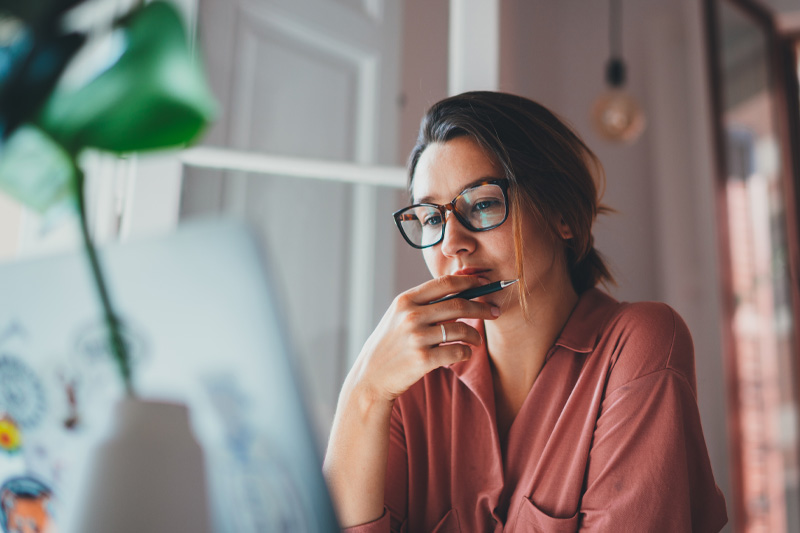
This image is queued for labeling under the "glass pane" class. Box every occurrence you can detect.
[718,3,800,531]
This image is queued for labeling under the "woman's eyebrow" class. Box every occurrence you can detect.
[413,177,500,204]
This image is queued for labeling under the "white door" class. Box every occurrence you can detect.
[180,0,403,444]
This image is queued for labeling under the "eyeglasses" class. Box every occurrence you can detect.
[393,179,510,249]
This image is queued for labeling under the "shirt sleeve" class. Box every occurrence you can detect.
[578,307,727,532]
[341,402,409,533]
[341,508,392,533]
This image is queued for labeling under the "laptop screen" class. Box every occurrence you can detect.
[0,219,340,532]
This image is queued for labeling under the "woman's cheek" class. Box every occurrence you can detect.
[422,248,443,278]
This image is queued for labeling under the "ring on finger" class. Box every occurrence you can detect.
[440,323,447,344]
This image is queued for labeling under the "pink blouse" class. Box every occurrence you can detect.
[345,288,727,532]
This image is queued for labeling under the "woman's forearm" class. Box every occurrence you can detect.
[323,379,395,528]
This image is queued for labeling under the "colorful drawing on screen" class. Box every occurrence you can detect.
[61,379,80,431]
[0,417,21,455]
[0,356,45,430]
[74,318,148,370]
[0,477,55,533]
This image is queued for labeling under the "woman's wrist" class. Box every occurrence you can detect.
[340,374,395,424]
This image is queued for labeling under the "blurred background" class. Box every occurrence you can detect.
[1,1,799,531]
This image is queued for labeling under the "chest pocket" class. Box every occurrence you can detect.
[514,497,579,532]
[431,508,461,533]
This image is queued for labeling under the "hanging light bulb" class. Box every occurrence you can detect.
[591,0,645,143]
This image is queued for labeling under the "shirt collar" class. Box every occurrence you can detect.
[552,287,619,354]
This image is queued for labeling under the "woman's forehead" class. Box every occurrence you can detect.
[412,138,502,202]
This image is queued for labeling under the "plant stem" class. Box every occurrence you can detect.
[74,167,135,397]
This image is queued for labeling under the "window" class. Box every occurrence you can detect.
[707,1,800,530]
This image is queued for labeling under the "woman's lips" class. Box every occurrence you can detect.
[453,268,490,276]
[452,268,493,283]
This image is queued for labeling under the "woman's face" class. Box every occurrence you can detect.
[412,136,570,311]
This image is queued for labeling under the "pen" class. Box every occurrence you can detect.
[429,279,519,304]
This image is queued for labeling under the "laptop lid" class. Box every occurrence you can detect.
[0,218,340,532]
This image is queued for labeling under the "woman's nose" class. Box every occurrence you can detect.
[440,211,475,256]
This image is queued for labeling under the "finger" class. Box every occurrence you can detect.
[433,321,483,347]
[424,343,473,370]
[427,297,501,324]
[407,275,486,304]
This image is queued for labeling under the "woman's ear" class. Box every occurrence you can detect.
[558,219,574,239]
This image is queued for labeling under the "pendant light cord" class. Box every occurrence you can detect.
[609,0,621,60]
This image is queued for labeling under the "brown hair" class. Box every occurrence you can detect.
[408,91,614,305]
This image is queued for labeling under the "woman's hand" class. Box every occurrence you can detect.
[325,275,499,527]
[346,275,502,404]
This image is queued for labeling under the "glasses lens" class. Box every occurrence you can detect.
[455,183,507,230]
[397,205,443,247]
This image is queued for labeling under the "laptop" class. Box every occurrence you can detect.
[0,218,340,532]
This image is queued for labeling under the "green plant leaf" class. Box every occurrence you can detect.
[37,1,216,154]
[0,124,75,213]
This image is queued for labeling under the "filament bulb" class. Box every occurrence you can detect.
[591,89,645,143]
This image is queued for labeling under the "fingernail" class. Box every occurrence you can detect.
[491,306,501,317]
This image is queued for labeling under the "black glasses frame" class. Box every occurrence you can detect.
[392,179,510,249]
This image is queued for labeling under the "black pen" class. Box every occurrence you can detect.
[429,279,519,304]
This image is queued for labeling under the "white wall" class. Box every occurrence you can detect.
[398,0,732,526]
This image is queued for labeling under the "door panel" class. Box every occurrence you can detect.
[181,0,402,443]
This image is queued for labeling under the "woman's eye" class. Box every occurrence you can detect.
[473,199,500,211]
[422,215,442,227]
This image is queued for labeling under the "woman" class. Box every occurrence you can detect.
[323,92,727,532]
